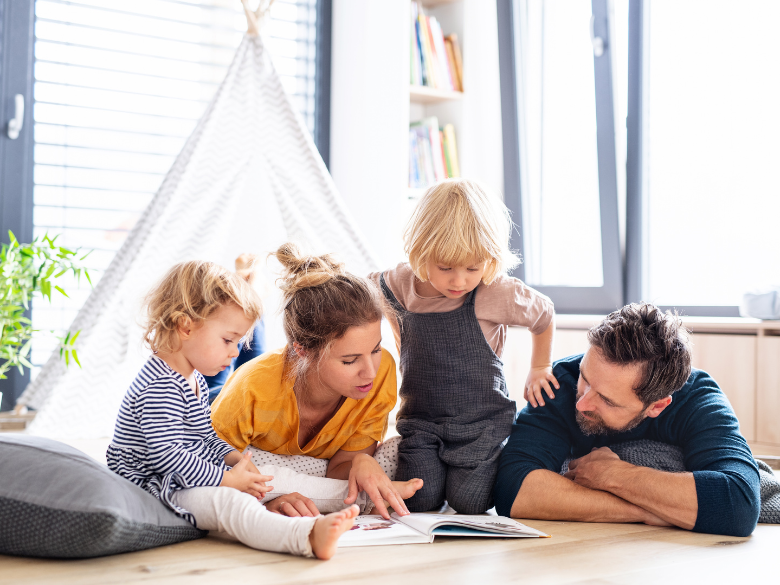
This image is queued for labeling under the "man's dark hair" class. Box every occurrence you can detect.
[587,302,692,405]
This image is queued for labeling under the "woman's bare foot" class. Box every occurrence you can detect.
[309,504,359,560]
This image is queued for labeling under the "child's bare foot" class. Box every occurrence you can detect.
[309,504,359,560]
[377,478,424,516]
[391,478,424,503]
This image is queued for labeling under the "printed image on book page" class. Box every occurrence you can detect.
[339,514,549,547]
[394,513,549,539]
[338,515,432,547]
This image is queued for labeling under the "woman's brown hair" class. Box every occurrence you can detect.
[271,243,387,379]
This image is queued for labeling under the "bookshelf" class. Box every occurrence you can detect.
[409,85,463,104]
[404,0,468,244]
[408,0,464,197]
[329,0,504,268]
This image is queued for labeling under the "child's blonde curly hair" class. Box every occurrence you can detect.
[404,178,521,285]
[143,260,263,354]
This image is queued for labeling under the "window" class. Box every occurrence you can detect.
[27,0,328,371]
[499,0,777,315]
[499,0,622,313]
[640,0,780,309]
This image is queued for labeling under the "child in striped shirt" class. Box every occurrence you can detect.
[107,261,358,559]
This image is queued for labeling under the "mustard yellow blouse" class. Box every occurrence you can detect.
[210,346,397,459]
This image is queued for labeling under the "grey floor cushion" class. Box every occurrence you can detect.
[0,434,205,559]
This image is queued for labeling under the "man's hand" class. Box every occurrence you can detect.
[344,453,409,519]
[564,447,623,491]
[265,492,320,517]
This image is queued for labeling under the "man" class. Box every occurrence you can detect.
[495,303,760,537]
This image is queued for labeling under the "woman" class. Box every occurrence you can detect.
[211,243,422,519]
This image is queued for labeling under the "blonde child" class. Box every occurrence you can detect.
[107,261,358,559]
[370,178,558,514]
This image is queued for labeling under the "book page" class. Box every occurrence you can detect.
[393,513,549,538]
[338,515,432,548]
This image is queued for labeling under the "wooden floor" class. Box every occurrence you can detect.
[2,521,779,585]
[4,435,779,583]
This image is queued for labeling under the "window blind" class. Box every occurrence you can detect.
[31,0,319,369]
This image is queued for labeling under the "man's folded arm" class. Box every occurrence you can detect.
[494,399,573,517]
[509,468,654,523]
[691,467,758,537]
[678,376,760,537]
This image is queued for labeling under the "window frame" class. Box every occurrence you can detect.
[499,0,742,317]
[0,0,35,411]
[0,0,334,409]
[497,0,623,314]
[624,0,739,317]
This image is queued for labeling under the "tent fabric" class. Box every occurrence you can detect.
[18,34,380,438]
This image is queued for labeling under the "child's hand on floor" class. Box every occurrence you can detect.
[524,365,560,408]
[221,451,274,499]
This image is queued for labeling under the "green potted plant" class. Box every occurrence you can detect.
[0,231,91,383]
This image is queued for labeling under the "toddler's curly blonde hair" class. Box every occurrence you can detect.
[143,260,263,354]
[404,178,521,285]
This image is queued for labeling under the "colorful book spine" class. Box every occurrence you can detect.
[444,36,463,91]
[443,123,460,178]
[425,117,446,181]
[429,17,454,91]
[410,2,423,85]
[446,34,464,91]
[409,119,461,188]
[410,3,463,92]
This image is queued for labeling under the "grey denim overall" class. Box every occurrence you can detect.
[380,274,517,514]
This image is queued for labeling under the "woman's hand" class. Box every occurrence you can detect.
[221,451,274,499]
[264,493,320,517]
[344,453,409,519]
[524,365,560,408]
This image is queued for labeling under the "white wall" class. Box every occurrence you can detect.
[460,0,505,196]
[329,0,410,268]
[329,0,506,269]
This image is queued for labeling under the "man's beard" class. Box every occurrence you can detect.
[575,408,647,436]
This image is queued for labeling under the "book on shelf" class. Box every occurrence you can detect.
[410,2,463,92]
[409,117,460,188]
[338,513,550,548]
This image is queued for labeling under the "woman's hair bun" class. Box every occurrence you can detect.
[271,242,345,296]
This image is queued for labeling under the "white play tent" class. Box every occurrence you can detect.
[17,4,379,438]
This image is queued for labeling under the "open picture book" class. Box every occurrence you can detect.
[338,513,550,547]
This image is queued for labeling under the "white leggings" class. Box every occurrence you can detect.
[168,437,401,557]
[253,435,401,514]
[170,486,317,557]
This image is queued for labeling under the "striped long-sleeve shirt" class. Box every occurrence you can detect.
[107,355,235,523]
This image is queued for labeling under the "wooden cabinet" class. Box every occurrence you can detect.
[689,333,756,442]
[757,335,780,446]
[505,319,780,454]
[504,327,589,407]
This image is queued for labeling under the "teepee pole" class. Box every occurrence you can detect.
[241,0,277,36]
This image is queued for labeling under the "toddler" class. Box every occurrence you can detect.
[107,260,357,559]
[370,179,558,514]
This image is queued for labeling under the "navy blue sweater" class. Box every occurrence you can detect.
[494,354,760,537]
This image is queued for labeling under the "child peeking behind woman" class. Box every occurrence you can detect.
[369,178,557,514]
[107,261,357,559]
